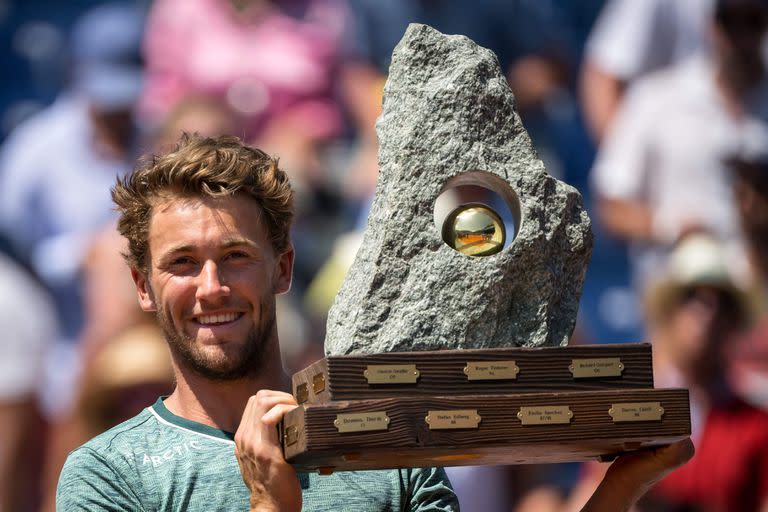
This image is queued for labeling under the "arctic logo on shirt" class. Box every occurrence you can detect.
[142,441,203,467]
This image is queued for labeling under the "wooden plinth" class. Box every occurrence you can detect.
[293,344,654,405]
[283,388,690,473]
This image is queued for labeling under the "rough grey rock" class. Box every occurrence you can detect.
[325,24,592,355]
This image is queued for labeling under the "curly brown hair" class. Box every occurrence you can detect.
[112,133,294,273]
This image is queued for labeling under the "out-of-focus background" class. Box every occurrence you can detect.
[2,0,768,511]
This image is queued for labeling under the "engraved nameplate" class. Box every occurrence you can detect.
[334,412,390,433]
[569,358,624,378]
[463,361,519,380]
[295,383,309,404]
[312,373,326,393]
[425,410,481,430]
[284,425,299,446]
[363,365,420,384]
[609,402,665,422]
[517,406,573,425]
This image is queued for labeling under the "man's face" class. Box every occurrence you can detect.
[131,194,293,381]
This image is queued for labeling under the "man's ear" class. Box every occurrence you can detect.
[273,245,294,295]
[130,267,157,311]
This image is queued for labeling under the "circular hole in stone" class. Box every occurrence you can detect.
[434,171,520,256]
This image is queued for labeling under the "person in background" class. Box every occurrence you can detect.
[590,0,768,295]
[726,150,768,410]
[638,233,767,511]
[0,1,146,419]
[0,254,57,512]
[566,233,768,512]
[580,0,715,141]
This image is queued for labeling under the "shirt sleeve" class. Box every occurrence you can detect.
[56,447,146,512]
[406,467,459,512]
[589,77,657,201]
[585,0,669,80]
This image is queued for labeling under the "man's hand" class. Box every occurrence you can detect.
[581,438,695,512]
[234,390,301,512]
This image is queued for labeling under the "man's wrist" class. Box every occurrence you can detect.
[249,495,279,511]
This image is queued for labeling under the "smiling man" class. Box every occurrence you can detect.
[56,134,691,511]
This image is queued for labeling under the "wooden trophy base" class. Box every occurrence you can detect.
[282,345,690,474]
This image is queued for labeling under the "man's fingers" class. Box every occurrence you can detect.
[236,391,299,449]
[606,438,695,493]
[581,438,694,512]
[261,403,299,426]
[260,403,299,446]
[650,438,695,474]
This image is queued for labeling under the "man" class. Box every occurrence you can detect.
[56,134,691,511]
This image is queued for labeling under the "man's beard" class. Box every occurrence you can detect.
[155,302,275,381]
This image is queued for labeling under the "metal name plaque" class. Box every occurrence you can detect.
[517,406,573,425]
[425,410,481,430]
[463,361,519,380]
[609,402,665,423]
[569,358,624,378]
[284,425,299,446]
[295,383,309,404]
[334,412,391,433]
[363,365,420,384]
[312,373,326,393]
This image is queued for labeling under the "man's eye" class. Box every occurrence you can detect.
[225,251,249,260]
[170,257,195,266]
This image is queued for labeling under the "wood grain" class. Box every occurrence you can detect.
[283,388,689,472]
[292,344,654,404]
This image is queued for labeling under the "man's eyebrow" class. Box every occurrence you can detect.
[220,238,261,250]
[160,244,194,257]
[159,239,262,258]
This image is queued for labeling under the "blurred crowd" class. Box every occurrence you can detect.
[1,0,768,511]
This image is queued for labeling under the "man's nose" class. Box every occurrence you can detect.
[196,260,230,301]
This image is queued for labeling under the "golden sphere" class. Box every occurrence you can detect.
[442,203,505,256]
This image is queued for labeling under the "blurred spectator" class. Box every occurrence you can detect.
[152,96,242,152]
[590,0,768,294]
[640,234,765,511]
[0,254,56,512]
[141,0,348,145]
[727,151,768,409]
[566,233,768,512]
[39,225,169,512]
[580,0,715,141]
[76,325,174,440]
[0,1,146,417]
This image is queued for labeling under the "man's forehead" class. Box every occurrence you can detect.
[146,193,268,247]
[150,192,260,212]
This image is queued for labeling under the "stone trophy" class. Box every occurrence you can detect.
[281,24,690,473]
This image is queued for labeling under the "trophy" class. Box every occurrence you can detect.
[281,24,690,474]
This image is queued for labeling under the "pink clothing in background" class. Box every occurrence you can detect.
[141,0,348,139]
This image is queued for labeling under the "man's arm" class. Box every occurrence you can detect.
[56,447,145,511]
[234,390,301,512]
[580,61,627,142]
[581,439,694,512]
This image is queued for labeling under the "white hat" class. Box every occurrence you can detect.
[644,233,758,323]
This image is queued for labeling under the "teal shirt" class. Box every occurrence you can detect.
[56,398,458,511]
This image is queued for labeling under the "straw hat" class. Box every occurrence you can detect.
[644,233,758,324]
[87,324,173,392]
